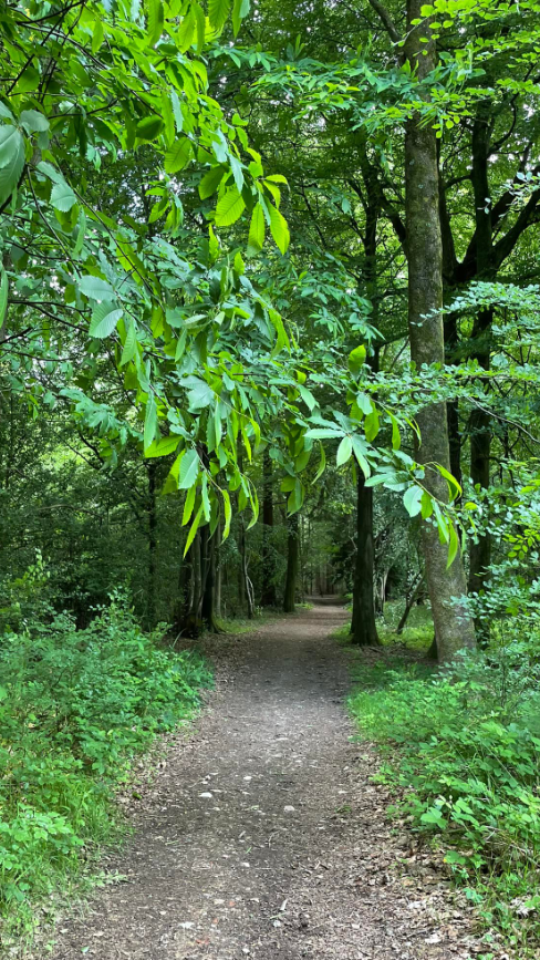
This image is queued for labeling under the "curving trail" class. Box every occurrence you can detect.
[52,603,477,960]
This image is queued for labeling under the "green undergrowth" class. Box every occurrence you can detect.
[333,598,434,653]
[0,591,211,947]
[348,639,540,956]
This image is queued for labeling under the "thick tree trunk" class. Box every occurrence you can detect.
[351,472,379,645]
[260,449,277,607]
[283,513,299,613]
[404,0,475,662]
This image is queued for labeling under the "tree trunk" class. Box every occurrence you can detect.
[283,512,299,613]
[396,573,424,635]
[467,103,494,611]
[147,462,157,627]
[238,515,254,619]
[200,522,217,631]
[260,449,277,606]
[351,472,379,645]
[404,0,475,662]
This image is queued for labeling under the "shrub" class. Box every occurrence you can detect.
[0,590,211,935]
[349,643,540,954]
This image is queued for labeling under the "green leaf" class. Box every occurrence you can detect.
[184,505,203,556]
[232,0,250,35]
[305,427,343,439]
[79,276,115,300]
[136,115,164,141]
[193,1,206,50]
[179,448,200,489]
[182,484,197,525]
[222,488,232,539]
[145,435,180,458]
[170,90,184,133]
[247,203,265,255]
[0,126,25,202]
[187,380,214,410]
[215,186,245,227]
[437,463,462,500]
[403,485,423,518]
[92,19,105,53]
[447,522,459,569]
[336,435,352,466]
[269,204,290,254]
[313,442,326,483]
[199,164,226,199]
[89,302,123,338]
[147,0,164,44]
[36,160,64,184]
[144,396,158,450]
[164,138,193,174]
[51,182,77,211]
[0,270,8,328]
[348,344,366,374]
[120,321,137,366]
[351,436,371,478]
[208,0,231,31]
[19,109,49,133]
[364,407,380,442]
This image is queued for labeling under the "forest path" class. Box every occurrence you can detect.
[52,604,476,960]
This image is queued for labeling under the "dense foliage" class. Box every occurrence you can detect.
[0,574,210,941]
[3,0,540,952]
[350,639,540,955]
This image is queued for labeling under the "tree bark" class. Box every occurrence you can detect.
[351,471,380,645]
[283,512,299,613]
[404,0,475,661]
[147,462,157,627]
[200,522,217,631]
[260,448,277,606]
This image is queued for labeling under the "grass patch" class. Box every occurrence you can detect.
[0,594,211,948]
[349,643,540,956]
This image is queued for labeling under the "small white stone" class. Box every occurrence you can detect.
[199,792,213,799]
[283,805,296,814]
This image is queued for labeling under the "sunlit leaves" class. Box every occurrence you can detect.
[164,138,193,174]
[269,204,290,254]
[146,0,164,45]
[215,186,246,226]
[208,0,231,31]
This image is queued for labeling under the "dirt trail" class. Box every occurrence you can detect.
[52,604,477,960]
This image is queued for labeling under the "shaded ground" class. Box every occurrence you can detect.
[50,604,481,960]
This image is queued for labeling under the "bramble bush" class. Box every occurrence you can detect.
[0,578,210,937]
[349,637,540,954]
